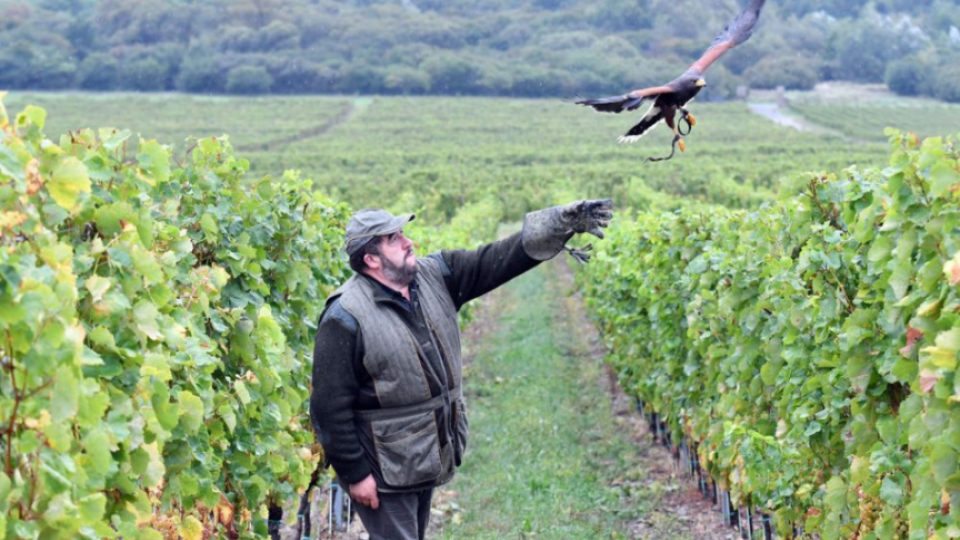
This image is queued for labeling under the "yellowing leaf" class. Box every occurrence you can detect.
[137,139,170,185]
[0,211,27,230]
[179,516,204,540]
[234,380,251,406]
[141,442,165,488]
[936,328,960,352]
[211,266,230,288]
[178,390,205,433]
[140,353,173,382]
[918,299,942,317]
[19,105,46,129]
[134,301,164,341]
[946,252,960,286]
[48,156,91,210]
[920,346,958,370]
[23,409,51,430]
[84,275,112,303]
[931,161,960,199]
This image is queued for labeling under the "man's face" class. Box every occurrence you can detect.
[376,230,417,286]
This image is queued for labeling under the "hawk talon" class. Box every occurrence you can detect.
[565,244,594,265]
[678,110,696,136]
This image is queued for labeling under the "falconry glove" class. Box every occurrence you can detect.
[521,199,613,262]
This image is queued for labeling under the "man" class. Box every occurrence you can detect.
[310,199,613,540]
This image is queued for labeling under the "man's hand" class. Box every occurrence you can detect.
[560,199,614,238]
[521,198,614,261]
[350,474,380,510]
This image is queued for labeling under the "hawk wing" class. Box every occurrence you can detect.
[618,103,666,143]
[689,0,766,74]
[575,86,675,114]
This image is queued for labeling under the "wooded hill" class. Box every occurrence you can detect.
[2,0,960,100]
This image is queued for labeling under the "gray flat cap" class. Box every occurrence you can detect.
[344,209,415,255]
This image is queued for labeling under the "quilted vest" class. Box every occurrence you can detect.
[328,258,467,491]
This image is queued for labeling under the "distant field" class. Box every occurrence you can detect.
[3,90,933,217]
[788,102,960,142]
[3,92,349,148]
[269,96,887,216]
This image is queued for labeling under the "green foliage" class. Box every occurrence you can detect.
[225,66,274,95]
[76,53,120,91]
[744,54,819,91]
[119,57,170,92]
[933,63,960,103]
[0,0,956,99]
[824,8,927,83]
[176,53,224,93]
[579,132,960,537]
[0,98,350,537]
[885,56,935,97]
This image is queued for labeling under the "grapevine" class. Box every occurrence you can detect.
[580,130,960,538]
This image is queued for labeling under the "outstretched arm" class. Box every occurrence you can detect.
[436,199,613,309]
[434,231,541,310]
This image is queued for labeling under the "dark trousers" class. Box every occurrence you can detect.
[352,488,434,540]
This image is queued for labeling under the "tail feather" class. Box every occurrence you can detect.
[576,94,645,114]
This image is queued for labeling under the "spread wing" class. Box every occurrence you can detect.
[689,0,766,74]
[575,86,675,114]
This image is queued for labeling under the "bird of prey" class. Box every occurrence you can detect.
[576,0,767,162]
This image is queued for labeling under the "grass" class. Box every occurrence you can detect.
[435,262,648,540]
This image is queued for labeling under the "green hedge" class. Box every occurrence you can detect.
[581,131,960,539]
[0,97,350,539]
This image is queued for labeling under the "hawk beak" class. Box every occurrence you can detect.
[695,78,706,87]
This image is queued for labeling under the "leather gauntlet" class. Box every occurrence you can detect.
[521,199,613,262]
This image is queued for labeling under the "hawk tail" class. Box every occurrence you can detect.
[575,94,645,114]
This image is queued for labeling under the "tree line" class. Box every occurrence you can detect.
[2,0,960,100]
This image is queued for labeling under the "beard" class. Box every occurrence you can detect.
[382,251,418,287]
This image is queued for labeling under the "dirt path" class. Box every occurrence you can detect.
[747,103,806,131]
[555,259,741,540]
[236,98,366,153]
[746,100,870,144]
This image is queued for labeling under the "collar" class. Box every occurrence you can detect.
[358,272,419,309]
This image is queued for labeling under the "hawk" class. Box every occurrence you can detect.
[576,0,767,162]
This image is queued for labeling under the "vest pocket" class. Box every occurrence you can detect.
[371,410,442,488]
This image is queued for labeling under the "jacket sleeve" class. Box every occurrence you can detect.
[437,231,542,310]
[310,310,372,485]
